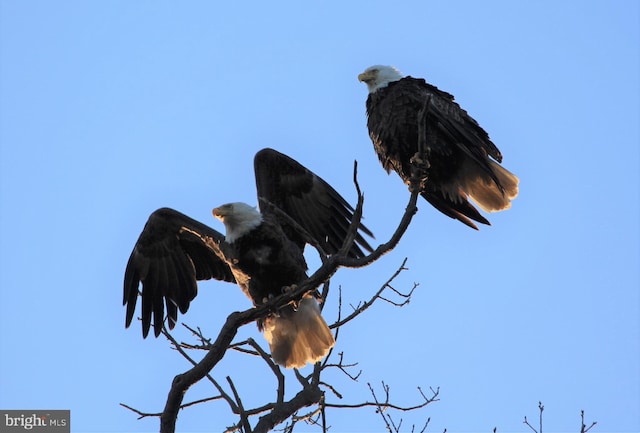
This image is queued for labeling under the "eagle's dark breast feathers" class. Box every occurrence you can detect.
[220,214,308,306]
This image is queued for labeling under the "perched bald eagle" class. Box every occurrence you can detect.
[124,148,374,368]
[358,65,519,229]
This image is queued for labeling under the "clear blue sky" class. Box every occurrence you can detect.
[1,1,638,432]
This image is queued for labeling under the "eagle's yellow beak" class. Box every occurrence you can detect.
[358,71,373,82]
[213,205,230,220]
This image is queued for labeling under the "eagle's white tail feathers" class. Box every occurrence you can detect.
[263,295,335,369]
[464,160,519,213]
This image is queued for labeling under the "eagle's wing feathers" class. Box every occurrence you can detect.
[417,79,502,163]
[253,148,374,258]
[123,207,235,337]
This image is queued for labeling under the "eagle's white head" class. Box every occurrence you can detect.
[358,65,404,93]
[213,202,263,243]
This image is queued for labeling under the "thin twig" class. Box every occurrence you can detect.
[227,376,251,433]
[369,382,393,432]
[337,160,365,258]
[580,410,597,433]
[119,394,224,420]
[322,352,361,382]
[325,385,439,412]
[319,381,343,399]
[523,401,544,433]
[331,258,411,329]
[246,338,285,405]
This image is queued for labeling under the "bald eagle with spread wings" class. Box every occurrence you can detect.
[124,148,374,368]
[358,65,519,229]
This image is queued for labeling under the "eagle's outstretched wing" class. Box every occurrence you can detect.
[253,148,374,259]
[123,207,235,337]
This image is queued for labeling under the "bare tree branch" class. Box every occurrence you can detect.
[245,338,285,405]
[523,401,544,433]
[580,410,597,433]
[322,351,361,382]
[522,403,598,433]
[252,385,324,433]
[331,258,413,329]
[120,395,224,420]
[325,384,439,412]
[336,159,365,258]
[226,376,251,432]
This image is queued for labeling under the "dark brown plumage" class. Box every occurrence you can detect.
[359,65,519,229]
